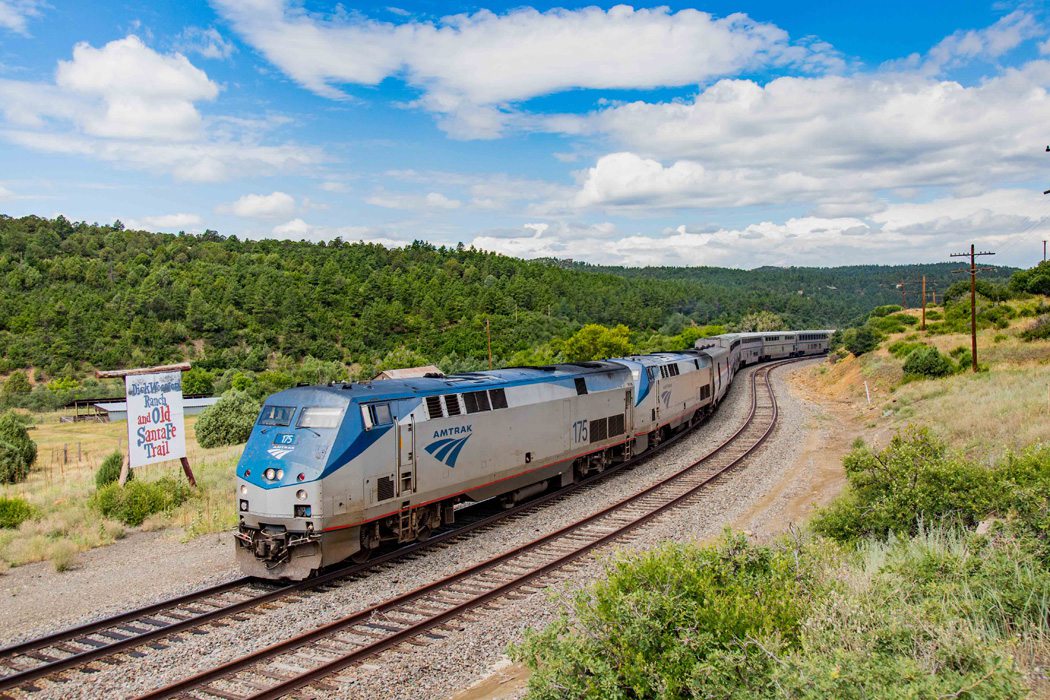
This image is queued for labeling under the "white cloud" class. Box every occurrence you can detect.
[0,184,14,200]
[223,191,295,218]
[319,180,349,192]
[366,190,461,210]
[0,36,320,182]
[175,27,236,60]
[269,218,403,245]
[472,188,1049,268]
[272,217,311,236]
[560,61,1050,212]
[0,0,43,34]
[213,1,842,137]
[128,213,203,230]
[55,35,218,140]
[888,10,1043,75]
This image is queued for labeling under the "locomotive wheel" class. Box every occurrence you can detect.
[416,525,432,542]
[351,547,372,564]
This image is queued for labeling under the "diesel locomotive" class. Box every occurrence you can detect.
[234,330,831,579]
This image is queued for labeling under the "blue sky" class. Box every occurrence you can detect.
[1,1,1049,268]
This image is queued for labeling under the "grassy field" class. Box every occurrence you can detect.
[803,300,1050,463]
[0,413,241,572]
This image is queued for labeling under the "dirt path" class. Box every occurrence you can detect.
[0,530,238,646]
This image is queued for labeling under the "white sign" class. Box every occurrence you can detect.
[125,371,186,468]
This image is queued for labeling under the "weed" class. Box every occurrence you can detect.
[49,540,77,572]
[0,496,32,528]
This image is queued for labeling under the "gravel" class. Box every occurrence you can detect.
[5,361,822,700]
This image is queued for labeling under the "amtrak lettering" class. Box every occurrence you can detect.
[425,425,473,467]
[432,425,472,439]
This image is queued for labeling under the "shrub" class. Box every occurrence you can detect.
[182,367,214,396]
[0,412,37,484]
[889,312,918,325]
[1,370,31,397]
[94,451,132,488]
[888,340,926,359]
[869,304,903,318]
[925,310,943,320]
[512,534,821,698]
[1021,315,1050,341]
[0,496,33,528]
[50,540,78,572]
[902,346,955,379]
[91,477,192,526]
[842,326,881,356]
[812,429,996,542]
[195,390,260,448]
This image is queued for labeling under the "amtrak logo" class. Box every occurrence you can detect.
[425,426,472,468]
[267,445,294,460]
[660,389,672,408]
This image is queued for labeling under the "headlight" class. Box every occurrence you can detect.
[276,469,284,480]
[264,468,276,480]
[240,484,247,495]
[296,489,308,501]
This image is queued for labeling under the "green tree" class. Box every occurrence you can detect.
[560,324,633,361]
[182,367,214,395]
[842,326,880,356]
[195,390,260,448]
[734,310,785,332]
[2,371,31,396]
[0,412,37,483]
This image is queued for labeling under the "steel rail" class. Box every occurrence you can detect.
[0,361,764,694]
[141,358,802,700]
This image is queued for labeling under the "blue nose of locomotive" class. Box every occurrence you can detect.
[236,386,355,488]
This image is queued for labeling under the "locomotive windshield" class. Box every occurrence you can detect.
[258,405,294,426]
[298,406,343,429]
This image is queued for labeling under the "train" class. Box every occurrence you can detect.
[233,330,833,579]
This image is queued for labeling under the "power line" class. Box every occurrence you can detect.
[949,244,995,373]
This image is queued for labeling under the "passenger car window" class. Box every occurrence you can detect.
[258,405,294,426]
[298,406,343,429]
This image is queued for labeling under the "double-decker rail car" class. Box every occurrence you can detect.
[794,330,833,355]
[759,332,796,360]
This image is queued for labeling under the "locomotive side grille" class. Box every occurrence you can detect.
[444,395,462,416]
[425,395,444,419]
[488,388,508,410]
[607,413,625,437]
[589,417,608,443]
[377,475,395,501]
[464,390,491,414]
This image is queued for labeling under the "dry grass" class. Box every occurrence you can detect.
[0,413,242,570]
[806,298,1050,463]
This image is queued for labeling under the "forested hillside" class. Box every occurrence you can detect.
[0,214,1017,382]
[573,262,1015,322]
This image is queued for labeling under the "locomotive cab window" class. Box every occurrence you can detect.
[258,405,294,426]
[360,403,392,430]
[299,406,343,429]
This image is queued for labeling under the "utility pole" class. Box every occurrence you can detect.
[921,275,927,330]
[896,280,907,309]
[950,244,995,372]
[1044,240,1047,262]
[486,317,493,370]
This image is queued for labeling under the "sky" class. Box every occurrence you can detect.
[1,1,1049,269]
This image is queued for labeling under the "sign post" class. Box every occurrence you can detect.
[96,363,196,487]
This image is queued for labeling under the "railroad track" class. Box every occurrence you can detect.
[138,358,801,700]
[0,363,776,697]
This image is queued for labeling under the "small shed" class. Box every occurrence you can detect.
[92,396,220,423]
[373,365,445,381]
